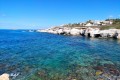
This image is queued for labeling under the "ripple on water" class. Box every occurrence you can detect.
[0,30,120,80]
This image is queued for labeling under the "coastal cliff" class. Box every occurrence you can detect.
[37,27,120,39]
[37,19,120,39]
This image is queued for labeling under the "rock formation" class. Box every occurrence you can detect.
[0,73,9,80]
[37,27,120,39]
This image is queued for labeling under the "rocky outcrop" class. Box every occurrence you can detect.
[99,29,120,39]
[85,28,100,37]
[116,30,120,39]
[0,73,9,80]
[37,27,120,39]
[117,34,120,39]
[37,27,83,35]
[70,28,81,35]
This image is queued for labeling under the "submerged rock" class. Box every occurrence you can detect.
[93,63,120,80]
[10,72,19,79]
[96,70,103,76]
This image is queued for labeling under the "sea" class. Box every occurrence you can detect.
[0,29,120,80]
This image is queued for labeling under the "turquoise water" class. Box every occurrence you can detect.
[0,30,120,80]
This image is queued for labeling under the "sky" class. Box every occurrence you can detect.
[0,0,120,29]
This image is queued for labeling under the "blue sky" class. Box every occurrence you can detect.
[0,0,120,29]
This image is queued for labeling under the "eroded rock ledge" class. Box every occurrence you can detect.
[37,27,120,39]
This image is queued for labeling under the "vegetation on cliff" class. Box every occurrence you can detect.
[57,18,120,30]
[100,18,120,30]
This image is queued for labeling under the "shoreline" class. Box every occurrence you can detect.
[37,27,120,39]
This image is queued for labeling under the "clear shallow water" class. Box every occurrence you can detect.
[0,30,120,80]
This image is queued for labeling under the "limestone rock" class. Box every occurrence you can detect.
[0,73,9,80]
[70,28,80,35]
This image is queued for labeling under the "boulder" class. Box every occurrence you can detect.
[0,73,9,80]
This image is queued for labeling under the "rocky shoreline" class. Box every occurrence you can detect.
[37,27,120,39]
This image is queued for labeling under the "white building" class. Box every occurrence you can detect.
[102,21,113,25]
[85,23,93,26]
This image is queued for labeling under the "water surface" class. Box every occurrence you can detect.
[0,30,120,80]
